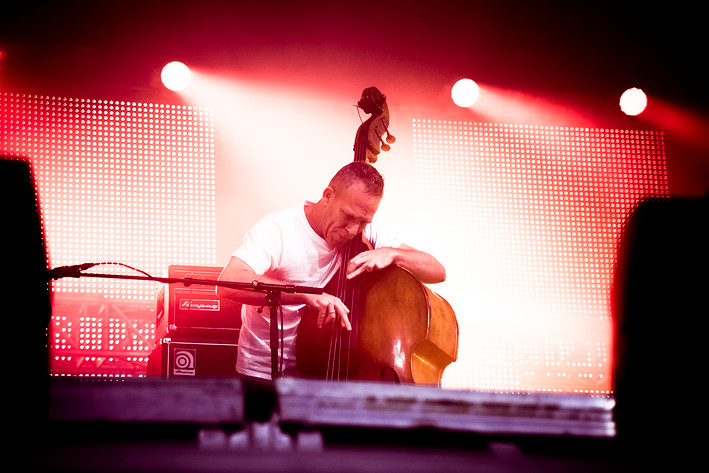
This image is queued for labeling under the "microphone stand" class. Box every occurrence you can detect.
[47,266,323,380]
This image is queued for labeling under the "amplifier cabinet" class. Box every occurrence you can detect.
[156,265,242,340]
[152,336,239,379]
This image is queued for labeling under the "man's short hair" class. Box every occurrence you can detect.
[329,162,384,197]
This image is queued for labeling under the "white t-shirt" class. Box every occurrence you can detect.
[233,202,400,379]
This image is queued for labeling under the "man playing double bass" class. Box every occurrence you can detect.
[217,161,446,380]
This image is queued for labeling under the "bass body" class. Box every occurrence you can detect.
[297,264,458,385]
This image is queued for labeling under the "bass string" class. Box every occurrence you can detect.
[340,236,365,381]
[326,240,361,381]
[341,244,356,381]
[326,250,348,381]
[326,319,340,381]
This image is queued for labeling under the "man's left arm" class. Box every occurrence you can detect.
[346,244,446,284]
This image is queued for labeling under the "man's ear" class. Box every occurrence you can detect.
[322,185,335,203]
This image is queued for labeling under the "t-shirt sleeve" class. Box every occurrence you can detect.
[232,217,283,275]
[363,221,402,250]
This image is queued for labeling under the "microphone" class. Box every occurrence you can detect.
[47,263,97,280]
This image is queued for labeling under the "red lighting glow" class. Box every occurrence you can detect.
[1,88,670,388]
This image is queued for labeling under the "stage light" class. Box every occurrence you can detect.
[451,78,480,108]
[619,87,647,116]
[161,61,191,91]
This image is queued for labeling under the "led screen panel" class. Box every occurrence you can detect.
[413,120,668,393]
[1,92,216,301]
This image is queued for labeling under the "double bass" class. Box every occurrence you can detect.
[296,87,458,385]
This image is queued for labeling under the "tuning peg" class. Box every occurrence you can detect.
[378,133,392,151]
[385,132,396,144]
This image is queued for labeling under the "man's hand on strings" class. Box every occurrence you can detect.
[346,247,397,280]
[304,293,351,331]
[345,244,447,284]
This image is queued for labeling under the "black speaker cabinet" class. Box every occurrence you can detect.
[150,336,239,379]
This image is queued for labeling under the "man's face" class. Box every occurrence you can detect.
[320,182,381,247]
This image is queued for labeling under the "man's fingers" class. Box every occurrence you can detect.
[346,258,374,279]
[316,303,351,331]
[346,264,365,279]
[317,307,325,328]
[339,308,352,331]
[347,248,394,279]
[332,303,351,331]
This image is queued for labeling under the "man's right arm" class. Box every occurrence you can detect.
[217,256,276,306]
[217,256,351,330]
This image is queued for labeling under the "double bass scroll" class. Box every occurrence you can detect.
[354,86,396,164]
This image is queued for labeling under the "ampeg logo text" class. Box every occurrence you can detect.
[173,348,196,376]
[179,299,220,311]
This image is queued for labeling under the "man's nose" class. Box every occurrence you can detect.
[345,222,361,237]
